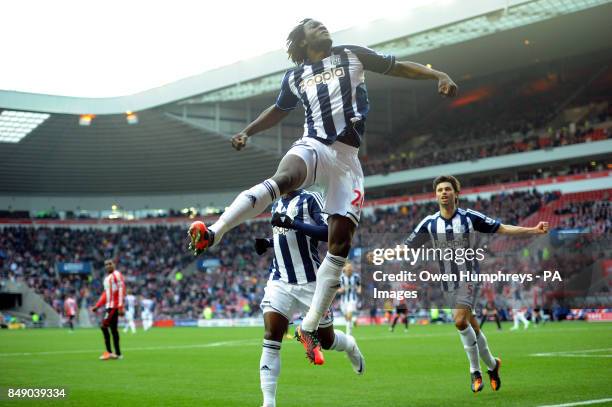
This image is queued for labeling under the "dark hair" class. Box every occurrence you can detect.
[286,18,312,65]
[433,175,461,204]
[433,175,461,193]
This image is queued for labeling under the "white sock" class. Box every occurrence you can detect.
[512,313,519,329]
[458,326,481,373]
[476,331,497,370]
[301,253,346,331]
[346,318,353,335]
[520,312,529,328]
[330,329,353,352]
[130,320,136,333]
[260,339,281,407]
[210,179,280,245]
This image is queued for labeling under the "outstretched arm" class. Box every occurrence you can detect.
[291,220,328,242]
[231,105,290,150]
[498,222,549,236]
[389,61,457,97]
[270,212,329,242]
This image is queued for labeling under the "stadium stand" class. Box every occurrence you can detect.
[512,189,610,231]
[363,100,611,176]
[361,58,612,174]
[3,184,607,324]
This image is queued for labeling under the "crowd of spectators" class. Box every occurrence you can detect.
[363,114,611,176]
[0,227,116,308]
[554,199,611,232]
[0,223,276,321]
[362,60,612,176]
[4,188,595,322]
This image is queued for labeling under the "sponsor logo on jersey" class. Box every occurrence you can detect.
[299,67,345,92]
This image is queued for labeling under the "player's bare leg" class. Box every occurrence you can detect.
[298,215,355,364]
[455,307,483,392]
[470,314,501,391]
[189,155,307,253]
[318,326,365,375]
[260,312,288,407]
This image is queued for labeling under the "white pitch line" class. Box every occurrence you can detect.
[531,348,612,357]
[537,397,612,407]
[537,348,612,354]
[0,339,259,357]
[533,354,612,358]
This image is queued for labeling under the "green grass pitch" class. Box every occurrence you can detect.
[1,322,611,406]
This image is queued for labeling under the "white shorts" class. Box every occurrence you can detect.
[340,300,358,315]
[260,279,334,329]
[141,311,152,320]
[443,282,479,310]
[125,310,135,321]
[286,137,364,225]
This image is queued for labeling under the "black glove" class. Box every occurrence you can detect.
[271,212,294,229]
[254,238,272,255]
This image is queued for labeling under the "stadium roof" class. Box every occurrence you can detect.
[0,0,611,197]
[1,0,609,115]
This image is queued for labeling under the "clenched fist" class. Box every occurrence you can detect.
[533,221,549,234]
[231,132,249,151]
[438,74,458,97]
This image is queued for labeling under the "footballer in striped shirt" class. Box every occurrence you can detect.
[189,18,458,364]
[91,259,125,361]
[256,189,364,407]
[405,175,548,393]
[338,262,361,336]
[63,293,78,332]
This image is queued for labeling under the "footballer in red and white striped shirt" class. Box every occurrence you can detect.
[63,294,78,332]
[92,259,125,360]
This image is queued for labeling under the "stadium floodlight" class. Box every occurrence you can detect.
[79,114,95,126]
[0,110,50,143]
[126,111,139,125]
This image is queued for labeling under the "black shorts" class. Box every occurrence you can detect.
[101,308,119,329]
[396,306,408,315]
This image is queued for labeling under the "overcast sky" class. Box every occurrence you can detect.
[0,0,436,98]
